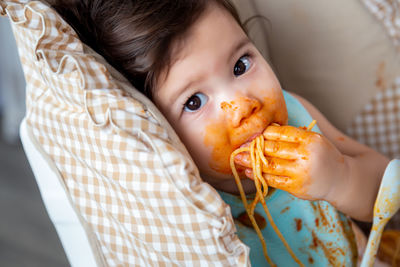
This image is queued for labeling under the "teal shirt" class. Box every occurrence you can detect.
[218,91,357,266]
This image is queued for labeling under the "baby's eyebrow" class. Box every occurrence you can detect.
[228,37,252,62]
[168,37,251,105]
[168,76,204,107]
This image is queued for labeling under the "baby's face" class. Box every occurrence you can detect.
[154,4,287,188]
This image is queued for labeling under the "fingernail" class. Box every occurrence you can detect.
[234,154,243,162]
[245,169,254,179]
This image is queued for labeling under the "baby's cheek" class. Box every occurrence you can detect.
[203,122,234,174]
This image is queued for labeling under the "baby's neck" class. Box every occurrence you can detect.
[209,177,257,195]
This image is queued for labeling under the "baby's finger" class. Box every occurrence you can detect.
[235,141,303,167]
[261,173,296,192]
[263,173,310,197]
[234,152,251,168]
[263,140,302,160]
[263,125,312,143]
[235,153,299,177]
[244,168,302,193]
[245,170,301,196]
[245,168,254,180]
[260,157,298,178]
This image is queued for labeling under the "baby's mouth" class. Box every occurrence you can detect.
[245,132,263,144]
[238,130,264,149]
[242,122,282,145]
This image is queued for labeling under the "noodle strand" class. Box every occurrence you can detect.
[230,149,274,266]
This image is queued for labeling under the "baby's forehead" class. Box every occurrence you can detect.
[154,5,251,102]
[153,17,207,96]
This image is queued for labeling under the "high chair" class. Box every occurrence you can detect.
[2,0,399,266]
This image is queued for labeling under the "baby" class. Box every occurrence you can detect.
[48,0,390,265]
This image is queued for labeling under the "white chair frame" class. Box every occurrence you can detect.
[20,118,99,267]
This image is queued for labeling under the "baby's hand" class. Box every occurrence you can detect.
[235,125,348,201]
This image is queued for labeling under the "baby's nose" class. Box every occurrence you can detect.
[221,97,261,128]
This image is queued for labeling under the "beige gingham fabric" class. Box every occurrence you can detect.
[346,79,400,159]
[348,0,400,229]
[0,1,249,265]
[362,0,400,48]
[346,0,400,160]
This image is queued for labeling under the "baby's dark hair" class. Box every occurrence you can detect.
[46,0,243,99]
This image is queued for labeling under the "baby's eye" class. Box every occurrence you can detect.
[233,55,251,76]
[184,93,208,112]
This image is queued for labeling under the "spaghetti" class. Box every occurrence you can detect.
[230,121,317,266]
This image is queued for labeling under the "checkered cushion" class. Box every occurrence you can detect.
[345,0,400,160]
[353,0,400,229]
[362,0,400,47]
[347,80,400,159]
[0,1,249,265]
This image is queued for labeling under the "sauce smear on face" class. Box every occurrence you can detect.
[204,95,287,174]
